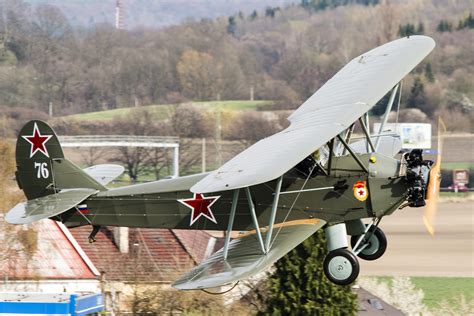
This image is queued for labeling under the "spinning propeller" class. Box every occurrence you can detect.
[423,117,446,236]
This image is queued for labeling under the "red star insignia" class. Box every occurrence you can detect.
[358,189,364,196]
[22,122,53,158]
[178,193,220,226]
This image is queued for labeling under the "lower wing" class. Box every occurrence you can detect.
[172,218,326,290]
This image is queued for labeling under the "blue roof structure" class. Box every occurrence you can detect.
[0,293,103,315]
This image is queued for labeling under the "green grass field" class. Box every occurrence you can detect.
[65,100,271,121]
[376,276,474,310]
[410,277,474,309]
[441,162,474,170]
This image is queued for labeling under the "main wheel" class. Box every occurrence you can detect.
[351,225,387,261]
[323,248,359,285]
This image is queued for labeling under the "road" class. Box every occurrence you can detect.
[359,201,473,277]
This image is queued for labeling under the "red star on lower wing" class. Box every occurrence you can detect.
[178,193,220,226]
[22,123,52,158]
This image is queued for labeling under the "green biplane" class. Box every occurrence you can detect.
[6,36,443,289]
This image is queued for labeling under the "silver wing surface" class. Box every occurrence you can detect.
[83,164,125,186]
[5,189,97,224]
[192,36,435,194]
[172,219,326,290]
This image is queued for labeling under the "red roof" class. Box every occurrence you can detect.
[3,220,97,280]
[68,226,219,282]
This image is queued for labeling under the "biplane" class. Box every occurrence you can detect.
[6,36,443,289]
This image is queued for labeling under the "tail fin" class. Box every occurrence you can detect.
[16,120,105,200]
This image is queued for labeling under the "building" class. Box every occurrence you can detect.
[68,226,220,313]
[0,219,100,294]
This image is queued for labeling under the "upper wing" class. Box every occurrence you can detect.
[172,219,325,290]
[192,36,435,194]
[5,189,97,224]
[83,164,125,186]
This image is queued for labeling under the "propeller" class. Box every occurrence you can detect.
[423,117,446,235]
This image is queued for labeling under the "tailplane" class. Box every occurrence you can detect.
[16,120,106,200]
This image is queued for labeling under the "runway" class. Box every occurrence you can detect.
[359,201,473,277]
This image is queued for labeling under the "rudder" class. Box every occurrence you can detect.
[16,120,64,200]
[16,120,106,200]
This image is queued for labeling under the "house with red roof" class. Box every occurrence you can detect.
[0,219,100,294]
[0,211,220,313]
[67,226,220,312]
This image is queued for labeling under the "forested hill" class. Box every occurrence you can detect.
[24,0,296,28]
[0,0,472,133]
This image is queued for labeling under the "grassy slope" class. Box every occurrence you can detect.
[377,276,474,310]
[65,100,271,121]
[441,162,474,170]
[411,277,474,309]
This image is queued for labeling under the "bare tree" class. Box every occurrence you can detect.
[111,109,158,182]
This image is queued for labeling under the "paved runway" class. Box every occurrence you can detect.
[359,201,473,277]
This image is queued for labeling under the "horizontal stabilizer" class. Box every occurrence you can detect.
[83,164,124,186]
[172,219,326,290]
[5,189,97,225]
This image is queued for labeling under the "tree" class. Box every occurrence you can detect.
[416,22,425,34]
[407,76,432,116]
[225,111,281,147]
[265,6,279,18]
[250,10,258,21]
[437,20,453,32]
[424,63,434,83]
[227,16,237,35]
[0,140,38,274]
[264,230,358,314]
[177,50,219,100]
[167,105,209,175]
[111,110,157,182]
[457,12,474,30]
[398,23,416,37]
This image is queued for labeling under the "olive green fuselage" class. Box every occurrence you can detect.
[60,153,409,231]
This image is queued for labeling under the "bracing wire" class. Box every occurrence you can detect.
[269,162,318,249]
[137,228,165,279]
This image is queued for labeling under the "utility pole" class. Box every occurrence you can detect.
[48,102,53,117]
[202,138,206,172]
[250,86,254,101]
[215,110,222,167]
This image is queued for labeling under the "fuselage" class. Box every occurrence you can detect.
[58,152,410,231]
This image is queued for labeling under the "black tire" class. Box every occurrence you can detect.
[351,226,387,261]
[323,248,360,286]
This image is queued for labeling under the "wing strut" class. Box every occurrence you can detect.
[223,189,239,260]
[245,187,266,254]
[265,176,283,251]
[336,135,369,173]
[375,83,400,150]
[358,117,375,152]
[223,177,284,260]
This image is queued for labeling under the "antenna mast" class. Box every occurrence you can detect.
[115,0,124,30]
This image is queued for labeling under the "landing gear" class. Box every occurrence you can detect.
[323,249,360,285]
[324,223,360,285]
[351,225,387,261]
[88,225,101,243]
